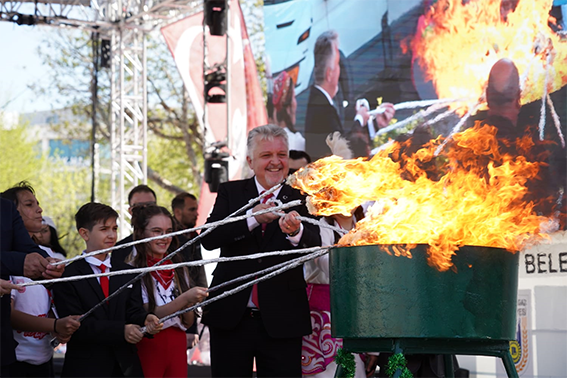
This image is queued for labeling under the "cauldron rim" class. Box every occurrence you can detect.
[331,243,513,254]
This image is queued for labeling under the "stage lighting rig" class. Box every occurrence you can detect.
[205,68,227,104]
[204,141,230,193]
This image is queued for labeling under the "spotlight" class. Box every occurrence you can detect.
[100,39,112,68]
[205,0,227,36]
[204,142,229,193]
[13,14,36,26]
[205,69,226,104]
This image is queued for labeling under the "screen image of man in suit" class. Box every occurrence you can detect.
[304,30,395,160]
[201,124,321,377]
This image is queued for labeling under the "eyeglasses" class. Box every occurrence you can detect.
[131,201,157,208]
[145,228,173,237]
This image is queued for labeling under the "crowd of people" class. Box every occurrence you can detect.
[1,23,565,378]
[0,182,210,378]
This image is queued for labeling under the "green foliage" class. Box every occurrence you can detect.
[334,348,356,378]
[0,120,108,257]
[0,122,45,184]
[386,353,413,378]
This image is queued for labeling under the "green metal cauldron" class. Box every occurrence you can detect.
[330,244,520,377]
[330,244,518,339]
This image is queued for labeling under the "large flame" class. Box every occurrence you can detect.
[410,0,567,106]
[289,124,551,271]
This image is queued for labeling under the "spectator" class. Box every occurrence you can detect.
[52,202,161,377]
[114,184,157,263]
[0,185,64,376]
[130,205,208,377]
[289,150,312,175]
[33,216,67,260]
[2,182,81,377]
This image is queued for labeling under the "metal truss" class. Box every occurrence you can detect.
[109,26,147,234]
[0,0,201,32]
[1,0,201,236]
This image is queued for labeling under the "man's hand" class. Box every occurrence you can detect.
[43,257,65,279]
[375,103,395,128]
[279,211,301,235]
[144,314,163,335]
[55,315,81,338]
[124,324,144,344]
[0,279,22,296]
[356,101,370,126]
[252,203,279,225]
[23,253,49,279]
[365,354,379,377]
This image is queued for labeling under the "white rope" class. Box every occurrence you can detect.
[206,245,334,294]
[375,99,467,137]
[368,98,468,116]
[546,93,565,148]
[422,107,459,128]
[141,247,330,332]
[53,196,299,267]
[435,100,483,156]
[269,199,347,236]
[538,52,552,141]
[21,246,325,287]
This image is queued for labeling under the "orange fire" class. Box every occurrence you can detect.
[410,0,567,108]
[289,125,551,271]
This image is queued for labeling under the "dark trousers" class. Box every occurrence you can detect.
[10,359,54,378]
[209,310,302,377]
[2,364,13,378]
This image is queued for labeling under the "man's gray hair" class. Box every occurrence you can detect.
[247,124,289,158]
[313,30,339,85]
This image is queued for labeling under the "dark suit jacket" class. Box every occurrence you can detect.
[114,234,134,263]
[0,198,49,366]
[201,178,320,339]
[53,256,148,377]
[304,86,343,161]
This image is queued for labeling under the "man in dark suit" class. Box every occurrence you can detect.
[114,184,157,263]
[304,30,343,161]
[201,124,321,377]
[304,31,395,160]
[0,197,64,376]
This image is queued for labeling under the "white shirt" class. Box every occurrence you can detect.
[141,276,189,331]
[245,177,303,244]
[84,253,112,284]
[314,85,334,106]
[11,246,56,365]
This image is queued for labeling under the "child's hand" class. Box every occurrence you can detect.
[144,314,163,335]
[0,279,22,296]
[124,324,144,344]
[55,315,81,338]
[55,334,72,344]
[181,287,209,307]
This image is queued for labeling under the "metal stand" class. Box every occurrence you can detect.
[339,338,518,378]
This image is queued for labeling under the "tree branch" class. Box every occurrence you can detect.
[147,167,185,194]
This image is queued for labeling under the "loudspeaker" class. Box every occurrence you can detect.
[205,0,227,36]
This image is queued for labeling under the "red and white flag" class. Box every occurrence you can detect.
[161,0,267,225]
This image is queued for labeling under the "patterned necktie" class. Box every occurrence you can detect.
[99,264,109,298]
[261,192,274,235]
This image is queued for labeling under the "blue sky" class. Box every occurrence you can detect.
[0,22,58,113]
